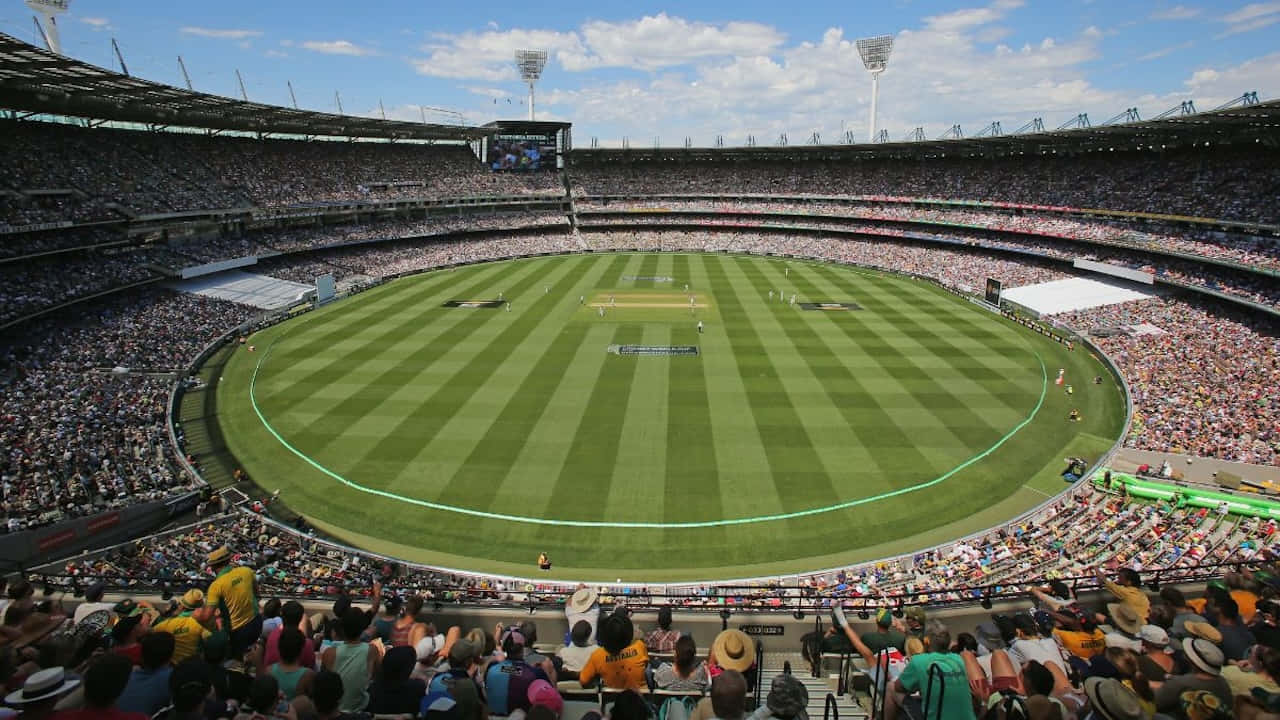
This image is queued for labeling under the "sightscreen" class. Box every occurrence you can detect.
[487,132,557,171]
[985,278,1002,306]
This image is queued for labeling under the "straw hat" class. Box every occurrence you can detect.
[1106,603,1143,635]
[1083,677,1142,720]
[1184,622,1222,645]
[712,629,756,672]
[179,589,205,610]
[1182,637,1224,676]
[4,667,79,705]
[567,588,598,614]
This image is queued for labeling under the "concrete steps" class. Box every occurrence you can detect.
[759,652,870,720]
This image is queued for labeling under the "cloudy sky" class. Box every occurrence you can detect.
[5,0,1277,145]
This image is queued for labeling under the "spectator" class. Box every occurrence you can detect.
[151,590,213,665]
[3,667,79,719]
[1222,645,1280,699]
[1103,604,1145,652]
[116,631,175,716]
[1096,568,1149,621]
[153,659,214,720]
[205,545,262,656]
[265,627,313,701]
[71,583,113,625]
[1081,676,1143,720]
[690,669,747,720]
[367,646,425,715]
[50,653,147,720]
[486,626,549,715]
[1153,638,1231,714]
[1211,597,1256,661]
[886,628,974,720]
[566,588,599,645]
[320,608,378,713]
[644,607,680,654]
[861,608,907,654]
[110,600,152,666]
[558,621,598,673]
[1163,588,1208,640]
[263,601,315,670]
[747,674,808,720]
[1136,625,1175,682]
[708,630,756,689]
[654,635,709,692]
[580,612,647,690]
[234,674,284,720]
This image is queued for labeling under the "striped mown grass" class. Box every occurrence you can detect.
[217,252,1126,581]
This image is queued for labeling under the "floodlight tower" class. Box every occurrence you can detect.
[855,34,894,143]
[514,49,547,121]
[26,0,70,54]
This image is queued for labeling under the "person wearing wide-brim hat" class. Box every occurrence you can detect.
[1083,676,1143,720]
[1151,638,1232,715]
[152,590,215,665]
[1103,603,1143,651]
[204,545,262,657]
[710,628,757,688]
[4,667,79,714]
[565,586,599,645]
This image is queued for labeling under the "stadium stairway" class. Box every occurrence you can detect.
[760,651,870,720]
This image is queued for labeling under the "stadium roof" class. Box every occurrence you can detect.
[0,33,489,141]
[571,98,1280,162]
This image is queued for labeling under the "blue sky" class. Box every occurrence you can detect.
[3,1,1277,145]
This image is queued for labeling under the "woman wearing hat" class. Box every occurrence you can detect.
[709,629,757,692]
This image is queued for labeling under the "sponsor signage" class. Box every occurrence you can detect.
[739,625,785,636]
[86,512,120,535]
[37,529,76,553]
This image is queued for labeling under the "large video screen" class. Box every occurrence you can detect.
[985,278,1002,306]
[488,132,557,171]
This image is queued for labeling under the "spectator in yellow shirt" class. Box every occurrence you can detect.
[152,590,214,665]
[580,611,648,689]
[1096,566,1150,621]
[204,545,261,655]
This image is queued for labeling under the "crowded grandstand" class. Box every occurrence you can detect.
[2,17,1280,720]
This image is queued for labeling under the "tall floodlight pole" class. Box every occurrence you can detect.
[514,49,547,121]
[855,34,894,143]
[25,0,69,54]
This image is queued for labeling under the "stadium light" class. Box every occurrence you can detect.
[514,49,548,122]
[26,0,70,54]
[855,34,894,144]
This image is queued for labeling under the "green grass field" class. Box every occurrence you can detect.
[216,252,1126,581]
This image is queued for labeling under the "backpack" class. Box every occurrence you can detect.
[657,695,700,720]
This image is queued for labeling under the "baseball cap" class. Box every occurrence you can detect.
[875,608,892,627]
[527,679,563,717]
[1138,625,1170,650]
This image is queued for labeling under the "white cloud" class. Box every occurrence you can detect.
[300,40,378,57]
[412,29,584,81]
[410,13,785,80]
[78,17,111,29]
[1150,5,1201,20]
[1179,51,1280,107]
[1217,1,1280,35]
[530,0,1131,146]
[565,14,785,71]
[1138,41,1194,61]
[265,49,288,59]
[180,27,262,40]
